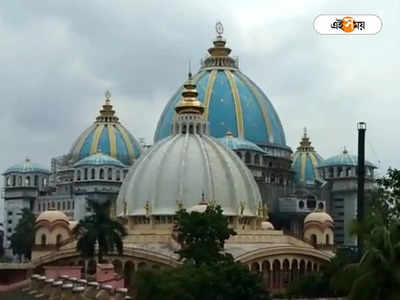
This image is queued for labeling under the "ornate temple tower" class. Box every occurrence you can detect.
[154,23,293,218]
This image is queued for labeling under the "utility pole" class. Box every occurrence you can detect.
[357,122,366,254]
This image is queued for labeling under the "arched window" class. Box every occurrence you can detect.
[311,234,317,247]
[25,176,30,186]
[6,176,10,186]
[57,202,60,210]
[189,124,194,134]
[91,169,95,180]
[326,234,330,245]
[34,175,39,186]
[62,202,66,210]
[77,170,81,181]
[18,176,22,186]
[41,234,47,246]
[328,167,334,177]
[245,152,251,164]
[56,234,62,247]
[52,201,55,208]
[38,203,41,211]
[12,175,16,186]
[108,168,112,180]
[116,170,121,181]
[99,168,104,180]
[84,168,88,180]
[47,202,50,210]
[254,155,260,165]
[270,174,275,184]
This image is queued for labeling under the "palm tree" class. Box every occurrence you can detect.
[73,199,127,263]
[332,223,400,299]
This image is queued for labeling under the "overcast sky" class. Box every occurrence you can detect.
[0,0,398,207]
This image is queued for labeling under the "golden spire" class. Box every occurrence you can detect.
[297,127,314,152]
[96,90,119,123]
[201,22,238,69]
[175,73,204,115]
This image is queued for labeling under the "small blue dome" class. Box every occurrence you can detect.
[74,153,126,168]
[154,35,287,149]
[320,149,376,168]
[217,132,266,154]
[70,93,142,166]
[3,158,50,175]
[292,131,324,184]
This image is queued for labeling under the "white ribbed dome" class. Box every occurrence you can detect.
[116,133,261,217]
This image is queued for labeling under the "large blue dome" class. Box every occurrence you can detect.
[154,34,287,148]
[70,92,142,166]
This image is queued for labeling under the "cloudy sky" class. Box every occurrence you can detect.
[0,0,398,202]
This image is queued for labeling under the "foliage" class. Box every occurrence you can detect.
[288,169,400,299]
[135,260,269,300]
[9,208,35,261]
[174,205,236,265]
[135,205,270,300]
[72,199,126,263]
[376,168,400,220]
[331,168,400,300]
[331,222,400,300]
[286,248,356,298]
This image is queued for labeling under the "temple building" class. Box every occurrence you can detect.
[2,23,377,291]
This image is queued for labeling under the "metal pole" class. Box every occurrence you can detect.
[357,122,366,253]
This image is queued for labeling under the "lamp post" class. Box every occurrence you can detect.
[357,122,366,254]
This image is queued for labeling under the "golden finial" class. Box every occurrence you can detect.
[25,157,30,163]
[216,21,224,37]
[257,201,263,218]
[175,73,204,115]
[263,203,269,221]
[297,127,313,152]
[226,131,233,137]
[96,90,119,123]
[201,22,237,69]
[176,200,184,210]
[105,90,111,100]
[144,201,152,218]
[239,201,245,217]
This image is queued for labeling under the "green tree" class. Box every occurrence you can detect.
[332,223,400,299]
[135,205,270,300]
[9,208,36,261]
[331,168,400,300]
[286,248,357,298]
[73,200,127,263]
[175,205,236,265]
